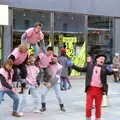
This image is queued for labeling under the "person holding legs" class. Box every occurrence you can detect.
[35,46,54,84]
[8,44,28,93]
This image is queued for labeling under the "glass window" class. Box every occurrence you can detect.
[24,20,30,29]
[13,9,51,48]
[88,15,113,64]
[54,12,86,58]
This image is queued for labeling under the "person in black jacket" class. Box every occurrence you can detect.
[70,54,113,120]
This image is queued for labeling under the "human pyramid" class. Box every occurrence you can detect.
[0,23,114,120]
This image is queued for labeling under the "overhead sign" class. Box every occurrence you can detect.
[0,5,8,25]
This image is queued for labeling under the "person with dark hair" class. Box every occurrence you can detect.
[68,53,114,120]
[0,59,21,117]
[35,46,54,86]
[40,55,66,112]
[58,48,72,90]
[21,22,45,56]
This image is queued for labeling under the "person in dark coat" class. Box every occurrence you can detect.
[69,53,113,120]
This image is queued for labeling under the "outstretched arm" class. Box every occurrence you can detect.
[21,32,27,43]
[72,64,87,72]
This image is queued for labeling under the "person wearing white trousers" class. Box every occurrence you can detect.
[17,55,40,116]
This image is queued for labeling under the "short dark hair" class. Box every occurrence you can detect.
[47,46,54,51]
[34,23,42,27]
[53,54,57,57]
[95,53,107,60]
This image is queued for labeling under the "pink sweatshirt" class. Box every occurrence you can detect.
[38,52,52,68]
[26,65,39,86]
[0,68,13,91]
[49,63,62,78]
[25,27,44,44]
[11,48,28,65]
[90,66,103,88]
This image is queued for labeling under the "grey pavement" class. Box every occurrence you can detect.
[0,76,120,120]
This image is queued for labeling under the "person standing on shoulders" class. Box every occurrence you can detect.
[21,23,45,56]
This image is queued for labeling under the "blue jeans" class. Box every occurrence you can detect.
[60,77,68,90]
[21,38,46,56]
[0,90,19,112]
[31,44,40,56]
[0,91,4,104]
[41,83,63,104]
[17,85,40,113]
[31,40,46,56]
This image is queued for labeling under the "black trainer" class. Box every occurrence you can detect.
[60,104,66,112]
[40,103,46,112]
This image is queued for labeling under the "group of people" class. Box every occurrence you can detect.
[0,23,72,117]
[0,22,116,120]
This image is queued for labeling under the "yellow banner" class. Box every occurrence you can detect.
[60,35,86,76]
[71,41,86,76]
[62,36,77,58]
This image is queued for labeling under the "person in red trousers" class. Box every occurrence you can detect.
[70,53,113,120]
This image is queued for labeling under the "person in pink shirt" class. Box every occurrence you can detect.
[40,55,66,112]
[69,53,114,120]
[21,23,45,56]
[8,44,28,83]
[0,59,21,117]
[8,44,29,95]
[17,55,40,116]
[35,46,54,84]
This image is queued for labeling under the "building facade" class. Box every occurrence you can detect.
[0,0,120,63]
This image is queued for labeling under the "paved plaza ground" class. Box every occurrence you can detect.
[0,75,120,120]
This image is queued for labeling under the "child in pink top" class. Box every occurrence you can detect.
[21,23,45,56]
[0,59,21,117]
[40,55,66,112]
[17,55,40,116]
[35,46,54,83]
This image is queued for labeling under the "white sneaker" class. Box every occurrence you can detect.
[33,109,40,113]
[18,112,24,116]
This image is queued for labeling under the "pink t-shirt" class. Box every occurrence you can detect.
[38,53,52,68]
[26,65,39,86]
[26,27,44,44]
[0,68,13,91]
[49,63,62,78]
[11,48,28,65]
[90,66,103,88]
